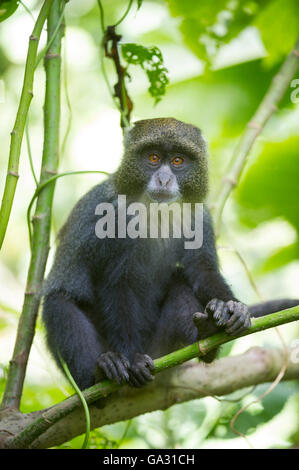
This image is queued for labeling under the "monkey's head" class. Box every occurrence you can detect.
[115,117,208,203]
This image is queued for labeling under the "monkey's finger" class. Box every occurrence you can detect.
[128,376,143,388]
[225,310,250,335]
[226,300,237,313]
[205,298,219,314]
[226,303,248,327]
[113,359,130,383]
[227,323,248,336]
[226,313,251,335]
[98,357,121,384]
[213,302,229,326]
[245,316,251,329]
[117,353,130,369]
[143,354,155,372]
[226,302,245,320]
[137,365,155,383]
[128,369,147,388]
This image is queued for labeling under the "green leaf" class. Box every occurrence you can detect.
[165,0,262,63]
[254,0,299,66]
[165,0,299,67]
[121,43,169,104]
[136,0,143,10]
[0,0,19,23]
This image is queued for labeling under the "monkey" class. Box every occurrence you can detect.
[42,117,299,390]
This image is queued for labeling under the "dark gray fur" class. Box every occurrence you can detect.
[42,118,299,389]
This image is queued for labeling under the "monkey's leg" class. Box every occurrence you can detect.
[43,293,105,390]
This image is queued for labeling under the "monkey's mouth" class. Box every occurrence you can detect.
[147,190,180,203]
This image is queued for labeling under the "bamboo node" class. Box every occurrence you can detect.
[199,341,207,356]
[223,176,237,187]
[25,290,36,296]
[8,171,19,178]
[248,120,262,131]
[45,169,58,175]
[31,214,43,222]
[29,34,38,41]
[45,52,61,60]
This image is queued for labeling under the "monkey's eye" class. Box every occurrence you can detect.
[148,154,160,164]
[172,156,184,166]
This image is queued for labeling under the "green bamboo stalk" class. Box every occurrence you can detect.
[5,305,299,449]
[212,36,299,236]
[27,170,109,247]
[0,0,64,411]
[0,0,54,250]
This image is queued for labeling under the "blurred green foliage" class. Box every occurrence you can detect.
[166,0,299,66]
[0,0,298,449]
[236,136,299,271]
[0,0,19,23]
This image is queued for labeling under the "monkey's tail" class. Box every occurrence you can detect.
[249,299,299,318]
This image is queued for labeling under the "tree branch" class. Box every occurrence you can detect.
[212,35,299,236]
[3,305,299,448]
[1,345,299,449]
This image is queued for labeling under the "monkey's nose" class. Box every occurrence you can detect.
[158,173,171,187]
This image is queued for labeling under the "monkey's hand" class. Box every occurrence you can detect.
[95,352,130,385]
[128,353,155,388]
[205,299,251,335]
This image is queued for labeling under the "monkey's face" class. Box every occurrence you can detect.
[115,118,209,203]
[142,146,193,203]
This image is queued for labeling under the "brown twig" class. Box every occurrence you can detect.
[103,26,133,129]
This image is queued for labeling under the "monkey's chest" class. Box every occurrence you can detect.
[128,237,179,292]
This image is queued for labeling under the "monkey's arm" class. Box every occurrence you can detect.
[43,293,104,390]
[182,207,251,336]
[42,181,134,387]
[182,207,236,304]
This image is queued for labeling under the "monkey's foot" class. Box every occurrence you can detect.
[128,353,155,388]
[193,311,218,338]
[96,352,130,385]
[205,299,251,335]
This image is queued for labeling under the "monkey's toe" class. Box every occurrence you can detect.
[205,298,230,327]
[193,311,208,327]
[224,301,251,335]
[96,352,130,384]
[128,353,155,388]
[205,299,251,335]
